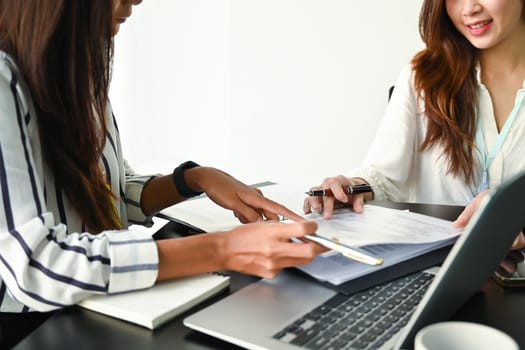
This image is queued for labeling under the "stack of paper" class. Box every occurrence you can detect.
[159,183,463,286]
[298,205,462,285]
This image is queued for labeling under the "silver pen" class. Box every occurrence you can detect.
[304,233,383,266]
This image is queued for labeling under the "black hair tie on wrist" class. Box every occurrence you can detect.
[172,161,203,198]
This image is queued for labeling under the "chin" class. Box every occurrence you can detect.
[112,24,121,36]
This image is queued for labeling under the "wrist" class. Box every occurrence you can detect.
[351,177,374,200]
[212,232,229,271]
[172,161,204,198]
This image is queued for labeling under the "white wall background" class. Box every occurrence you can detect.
[110,0,424,189]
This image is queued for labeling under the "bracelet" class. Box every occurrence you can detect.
[172,161,203,198]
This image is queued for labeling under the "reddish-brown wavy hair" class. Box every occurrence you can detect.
[412,0,479,184]
[0,0,120,232]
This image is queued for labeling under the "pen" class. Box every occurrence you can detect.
[304,233,383,266]
[305,184,373,197]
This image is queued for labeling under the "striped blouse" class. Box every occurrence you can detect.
[0,52,159,312]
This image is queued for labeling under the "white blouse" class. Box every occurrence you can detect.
[350,64,525,205]
[0,52,159,312]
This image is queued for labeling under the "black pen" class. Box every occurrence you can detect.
[305,184,373,197]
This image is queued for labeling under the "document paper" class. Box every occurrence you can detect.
[160,183,463,286]
[307,205,461,247]
[298,205,462,285]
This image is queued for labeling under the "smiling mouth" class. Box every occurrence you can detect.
[468,19,493,29]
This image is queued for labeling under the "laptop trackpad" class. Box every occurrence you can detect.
[184,270,336,347]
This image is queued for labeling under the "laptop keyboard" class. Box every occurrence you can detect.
[272,271,434,350]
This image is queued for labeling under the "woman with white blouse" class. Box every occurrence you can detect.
[305,0,525,272]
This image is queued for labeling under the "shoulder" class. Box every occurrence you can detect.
[0,52,20,105]
[0,52,38,140]
[395,64,416,90]
[0,51,24,84]
[398,63,414,79]
[0,51,15,87]
[0,51,32,115]
[389,64,418,104]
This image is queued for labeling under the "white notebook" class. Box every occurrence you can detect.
[78,273,230,329]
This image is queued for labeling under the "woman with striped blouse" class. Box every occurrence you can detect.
[0,0,324,347]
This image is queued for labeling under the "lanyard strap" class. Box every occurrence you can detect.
[476,91,525,173]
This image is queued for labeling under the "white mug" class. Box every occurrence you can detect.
[414,321,519,350]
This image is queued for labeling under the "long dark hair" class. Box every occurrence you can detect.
[412,0,478,184]
[0,0,120,232]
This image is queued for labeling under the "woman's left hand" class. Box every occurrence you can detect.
[454,190,525,275]
[452,190,489,228]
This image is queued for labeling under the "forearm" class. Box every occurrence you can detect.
[156,233,225,281]
[140,166,219,216]
[140,175,182,215]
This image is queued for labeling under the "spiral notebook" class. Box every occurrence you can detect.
[78,273,230,330]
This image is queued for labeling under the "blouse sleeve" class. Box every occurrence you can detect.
[349,65,421,201]
[122,158,158,227]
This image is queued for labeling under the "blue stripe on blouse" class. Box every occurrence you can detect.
[0,141,13,229]
[123,197,141,208]
[112,263,158,273]
[0,281,6,307]
[10,71,42,216]
[45,231,111,265]
[106,131,118,159]
[101,155,111,184]
[0,145,33,257]
[28,259,107,292]
[0,255,69,308]
[109,238,153,246]
[54,179,68,228]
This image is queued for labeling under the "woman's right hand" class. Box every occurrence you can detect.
[303,175,372,219]
[454,190,525,275]
[220,220,326,278]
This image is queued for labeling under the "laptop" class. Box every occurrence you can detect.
[184,172,525,350]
